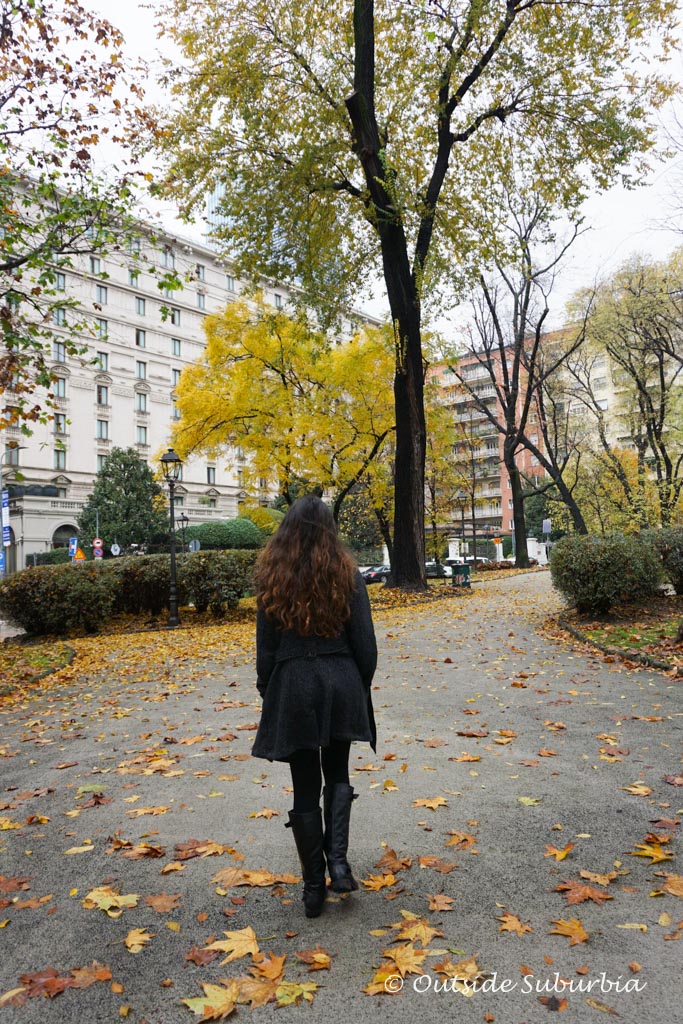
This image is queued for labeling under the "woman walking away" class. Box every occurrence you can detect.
[251,495,378,918]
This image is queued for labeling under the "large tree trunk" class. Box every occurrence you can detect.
[552,474,589,534]
[392,312,427,588]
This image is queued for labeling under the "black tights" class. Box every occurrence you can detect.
[289,740,351,813]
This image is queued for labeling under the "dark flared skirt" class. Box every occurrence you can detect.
[251,654,374,762]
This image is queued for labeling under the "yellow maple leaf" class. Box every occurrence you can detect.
[383,942,427,977]
[497,911,533,935]
[412,796,448,811]
[627,842,674,865]
[621,783,652,797]
[361,872,397,891]
[248,809,280,820]
[364,960,402,996]
[544,843,575,861]
[233,976,278,1008]
[294,946,332,971]
[205,926,260,964]
[82,886,139,918]
[427,893,455,912]
[395,918,444,945]
[549,917,589,945]
[125,928,154,953]
[249,952,286,980]
[182,980,240,1020]
[274,981,318,1006]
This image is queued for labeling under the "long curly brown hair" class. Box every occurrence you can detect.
[255,495,357,637]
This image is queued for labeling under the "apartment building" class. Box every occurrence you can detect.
[1,225,292,570]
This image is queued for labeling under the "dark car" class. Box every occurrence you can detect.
[425,561,452,578]
[362,564,391,584]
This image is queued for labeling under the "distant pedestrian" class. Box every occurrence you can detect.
[251,494,377,917]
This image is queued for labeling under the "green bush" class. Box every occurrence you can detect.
[240,506,284,537]
[643,527,683,594]
[181,550,257,615]
[27,548,72,567]
[184,517,264,551]
[0,563,114,635]
[550,533,662,614]
[107,555,185,617]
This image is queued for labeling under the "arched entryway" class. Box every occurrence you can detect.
[52,524,78,549]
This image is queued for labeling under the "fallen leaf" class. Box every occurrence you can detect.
[497,911,533,936]
[544,844,575,862]
[205,926,260,964]
[294,947,331,972]
[549,917,589,946]
[182,980,240,1020]
[125,928,154,953]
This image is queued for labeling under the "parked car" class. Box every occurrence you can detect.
[425,561,452,578]
[362,564,391,584]
[465,556,490,565]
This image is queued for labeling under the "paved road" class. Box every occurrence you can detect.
[0,573,681,1023]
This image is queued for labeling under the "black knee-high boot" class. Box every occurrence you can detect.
[323,783,359,892]
[286,809,327,917]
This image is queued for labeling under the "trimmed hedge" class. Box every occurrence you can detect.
[643,527,683,595]
[0,550,258,636]
[550,533,662,614]
[184,518,264,550]
[27,548,73,567]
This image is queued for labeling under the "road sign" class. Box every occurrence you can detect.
[1,490,9,547]
[111,543,121,556]
[74,548,86,561]
[542,518,552,535]
[93,537,102,547]
[188,539,201,553]
[94,548,103,559]
[0,550,5,574]
[68,536,78,557]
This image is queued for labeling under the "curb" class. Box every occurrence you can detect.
[0,643,76,699]
[557,614,675,672]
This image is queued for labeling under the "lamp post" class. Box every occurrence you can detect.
[160,447,182,628]
[178,512,189,554]
[1,444,27,576]
[456,491,467,559]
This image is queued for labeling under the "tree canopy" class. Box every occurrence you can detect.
[150,0,678,586]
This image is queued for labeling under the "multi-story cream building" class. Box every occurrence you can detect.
[1,225,294,570]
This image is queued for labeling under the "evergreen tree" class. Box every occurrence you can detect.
[77,448,169,553]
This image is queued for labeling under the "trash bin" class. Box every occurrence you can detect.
[451,562,471,588]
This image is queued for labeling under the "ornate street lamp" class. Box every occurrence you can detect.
[160,447,182,627]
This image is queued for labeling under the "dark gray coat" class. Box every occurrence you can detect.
[251,570,378,762]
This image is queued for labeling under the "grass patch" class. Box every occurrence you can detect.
[574,595,683,668]
[0,640,73,690]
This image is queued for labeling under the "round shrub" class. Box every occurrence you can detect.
[643,527,683,594]
[184,518,264,551]
[550,533,662,615]
[181,550,257,615]
[0,563,114,635]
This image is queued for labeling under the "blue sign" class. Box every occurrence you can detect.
[1,490,9,547]
[0,549,5,574]
[68,536,78,557]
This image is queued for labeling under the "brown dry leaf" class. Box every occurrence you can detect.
[294,947,331,972]
[361,872,397,891]
[555,880,614,906]
[248,809,280,820]
[662,775,683,787]
[182,980,240,1020]
[497,911,533,936]
[544,843,574,862]
[126,806,170,818]
[444,831,477,850]
[538,994,569,1011]
[205,926,260,964]
[427,893,455,912]
[538,748,558,757]
[145,892,182,913]
[125,928,154,954]
[383,942,427,977]
[374,848,413,873]
[174,840,230,860]
[549,918,589,946]
[120,843,165,860]
[655,872,683,898]
[234,976,278,1008]
[621,783,652,797]
[212,867,299,889]
[431,954,487,994]
[456,729,488,738]
[585,996,620,1015]
[0,876,31,894]
[418,856,456,873]
[412,796,448,811]
[424,738,445,748]
[185,946,220,967]
[160,862,185,875]
[16,968,70,999]
[68,962,112,989]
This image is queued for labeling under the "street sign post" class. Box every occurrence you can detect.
[1,489,10,548]
[188,539,201,553]
[0,550,5,575]
[68,537,77,559]
[111,543,121,557]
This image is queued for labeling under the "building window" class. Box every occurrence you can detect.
[96,284,108,305]
[96,384,109,406]
[196,292,205,310]
[54,449,66,470]
[173,494,184,508]
[172,368,181,388]
[136,425,148,445]
[54,376,66,398]
[171,403,181,421]
[135,391,147,413]
[274,292,282,308]
[129,269,139,287]
[196,263,205,281]
[96,419,109,440]
[593,377,607,390]
[161,247,175,269]
[52,341,66,362]
[207,466,216,485]
[127,237,141,255]
[97,454,106,472]
[55,272,66,292]
[596,398,609,410]
[171,337,181,356]
[135,297,146,316]
[90,256,101,275]
[136,361,146,380]
[4,444,20,466]
[96,351,108,372]
[226,274,235,292]
[96,317,108,339]
[54,413,66,435]
[53,307,67,326]
[205,497,217,508]
[56,486,67,499]
[135,328,146,348]
[170,306,181,326]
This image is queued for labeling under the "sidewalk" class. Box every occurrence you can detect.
[0,573,680,1022]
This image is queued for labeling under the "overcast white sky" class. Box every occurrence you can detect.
[88,0,683,326]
